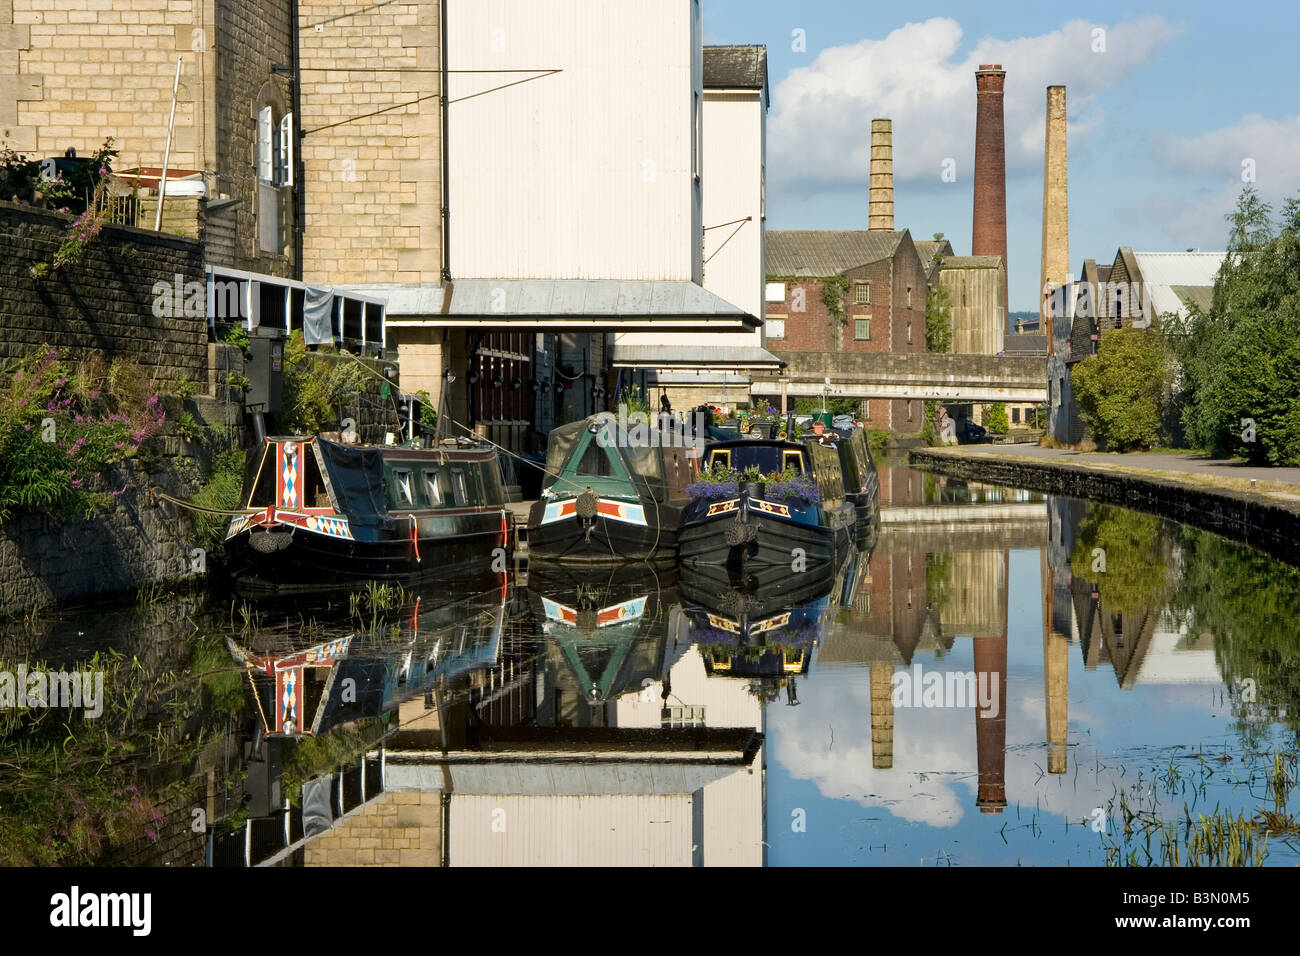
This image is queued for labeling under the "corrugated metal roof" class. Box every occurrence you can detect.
[1132,252,1224,319]
[703,44,768,102]
[345,279,759,330]
[1169,285,1214,315]
[766,230,904,277]
[611,345,786,370]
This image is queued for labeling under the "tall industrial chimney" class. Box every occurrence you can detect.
[972,64,1008,331]
[868,118,894,231]
[1040,85,1069,347]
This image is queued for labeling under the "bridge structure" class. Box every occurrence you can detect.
[750,351,1048,404]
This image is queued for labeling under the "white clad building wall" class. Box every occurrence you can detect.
[446,0,702,282]
[614,87,766,356]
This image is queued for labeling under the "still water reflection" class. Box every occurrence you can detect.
[3,464,1298,867]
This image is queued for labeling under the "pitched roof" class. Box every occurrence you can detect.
[915,239,955,275]
[1003,333,1048,355]
[766,230,905,277]
[938,255,1003,270]
[703,45,768,104]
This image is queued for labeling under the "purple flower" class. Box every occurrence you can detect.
[71,479,82,489]
[89,389,100,399]
[14,371,23,381]
[23,424,31,431]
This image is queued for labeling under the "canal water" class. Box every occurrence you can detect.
[3,462,1298,867]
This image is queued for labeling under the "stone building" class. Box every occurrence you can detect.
[937,255,1005,355]
[2,0,298,278]
[1048,248,1224,443]
[764,229,930,431]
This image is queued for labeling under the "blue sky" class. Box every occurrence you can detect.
[704,1,1300,311]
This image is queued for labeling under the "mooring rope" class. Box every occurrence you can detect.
[150,487,253,517]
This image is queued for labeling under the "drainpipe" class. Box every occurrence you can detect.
[290,0,304,281]
[440,0,450,283]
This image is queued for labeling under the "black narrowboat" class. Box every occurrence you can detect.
[677,436,857,586]
[526,412,697,565]
[224,436,511,595]
[831,425,881,547]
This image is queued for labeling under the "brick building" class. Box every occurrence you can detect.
[764,229,929,431]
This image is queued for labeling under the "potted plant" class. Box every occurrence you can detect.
[741,464,765,498]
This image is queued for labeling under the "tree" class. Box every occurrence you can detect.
[925,268,953,353]
[1172,188,1300,464]
[982,403,1009,434]
[1071,325,1172,450]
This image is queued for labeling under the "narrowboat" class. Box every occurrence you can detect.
[831,425,881,548]
[526,411,697,565]
[228,574,510,737]
[677,436,857,584]
[224,436,511,595]
[527,564,679,712]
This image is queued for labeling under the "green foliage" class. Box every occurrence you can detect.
[1071,326,1173,451]
[220,323,250,349]
[793,396,858,416]
[617,385,650,416]
[1172,188,1300,464]
[820,274,850,328]
[277,331,371,435]
[982,402,1009,435]
[0,347,165,522]
[190,448,245,551]
[414,390,438,429]
[1069,506,1175,616]
[173,376,198,400]
[925,272,954,353]
[176,412,203,443]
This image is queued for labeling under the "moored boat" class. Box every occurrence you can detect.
[224,436,511,595]
[526,412,697,565]
[677,436,856,585]
[830,425,881,548]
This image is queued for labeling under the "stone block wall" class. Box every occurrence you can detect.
[0,200,207,387]
[304,790,442,866]
[298,0,441,286]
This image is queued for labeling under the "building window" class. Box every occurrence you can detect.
[766,315,786,340]
[1011,407,1020,424]
[907,400,914,421]
[906,286,913,309]
[906,319,912,345]
[854,282,870,304]
[854,318,870,340]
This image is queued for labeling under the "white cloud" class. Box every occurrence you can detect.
[1146,114,1300,247]
[768,16,1182,196]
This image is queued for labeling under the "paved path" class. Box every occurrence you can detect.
[933,442,1300,489]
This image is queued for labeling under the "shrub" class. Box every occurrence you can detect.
[983,403,1009,435]
[1071,326,1172,451]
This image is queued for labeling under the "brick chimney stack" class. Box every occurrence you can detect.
[868,118,894,231]
[972,64,1008,331]
[1040,86,1069,347]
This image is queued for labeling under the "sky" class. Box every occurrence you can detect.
[703,0,1300,312]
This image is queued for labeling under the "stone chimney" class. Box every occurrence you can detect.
[1040,85,1069,344]
[869,118,894,231]
[972,64,1008,330]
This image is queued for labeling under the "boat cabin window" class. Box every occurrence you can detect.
[782,450,804,473]
[576,440,616,478]
[422,470,445,507]
[247,448,277,507]
[709,449,731,469]
[302,446,331,508]
[391,468,415,508]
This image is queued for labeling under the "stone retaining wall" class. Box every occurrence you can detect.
[909,449,1300,567]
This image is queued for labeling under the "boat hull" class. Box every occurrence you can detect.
[526,496,680,565]
[225,511,509,596]
[678,493,854,588]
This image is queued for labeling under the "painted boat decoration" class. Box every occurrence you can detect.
[677,436,856,587]
[229,576,510,737]
[527,565,680,710]
[526,412,698,565]
[224,436,511,595]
